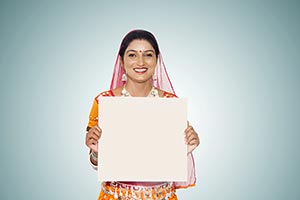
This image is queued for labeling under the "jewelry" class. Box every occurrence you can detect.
[89,151,98,161]
[121,73,127,82]
[152,73,157,81]
[121,86,158,97]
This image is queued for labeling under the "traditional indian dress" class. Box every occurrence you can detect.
[86,31,196,200]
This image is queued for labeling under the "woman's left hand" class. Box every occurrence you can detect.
[185,124,200,153]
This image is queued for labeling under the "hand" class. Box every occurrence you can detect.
[185,124,200,153]
[85,125,102,153]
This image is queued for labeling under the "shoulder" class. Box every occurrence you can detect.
[163,91,177,98]
[157,89,177,98]
[94,90,115,103]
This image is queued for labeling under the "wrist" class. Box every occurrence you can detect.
[89,150,98,169]
[89,150,98,165]
[90,150,98,159]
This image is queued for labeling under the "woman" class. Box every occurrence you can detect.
[85,29,200,200]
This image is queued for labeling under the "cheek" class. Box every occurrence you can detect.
[147,64,156,74]
[123,59,135,68]
[146,59,157,68]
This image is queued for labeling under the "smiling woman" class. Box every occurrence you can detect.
[85,29,200,200]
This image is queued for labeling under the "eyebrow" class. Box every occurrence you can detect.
[126,49,155,54]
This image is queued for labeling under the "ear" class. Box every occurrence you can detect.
[120,59,125,69]
[154,59,158,70]
[155,55,159,66]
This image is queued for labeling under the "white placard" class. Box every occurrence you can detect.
[98,97,187,181]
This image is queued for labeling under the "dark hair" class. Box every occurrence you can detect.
[118,29,160,60]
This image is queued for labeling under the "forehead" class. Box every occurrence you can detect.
[126,39,155,52]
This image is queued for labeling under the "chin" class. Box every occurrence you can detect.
[133,77,152,83]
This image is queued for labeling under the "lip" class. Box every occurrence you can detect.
[133,67,148,74]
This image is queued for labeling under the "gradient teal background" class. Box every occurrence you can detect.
[1,0,299,199]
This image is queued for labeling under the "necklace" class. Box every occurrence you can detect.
[121,86,159,97]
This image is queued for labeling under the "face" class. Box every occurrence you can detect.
[122,39,157,84]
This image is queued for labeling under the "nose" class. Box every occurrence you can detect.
[137,55,145,66]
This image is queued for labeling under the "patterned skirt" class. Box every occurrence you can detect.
[97,182,178,200]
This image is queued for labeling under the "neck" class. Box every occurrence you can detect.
[124,80,153,97]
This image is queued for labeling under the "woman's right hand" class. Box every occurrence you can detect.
[85,125,102,153]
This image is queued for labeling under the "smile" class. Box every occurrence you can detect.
[133,67,148,73]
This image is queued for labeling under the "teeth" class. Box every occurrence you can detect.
[134,68,147,72]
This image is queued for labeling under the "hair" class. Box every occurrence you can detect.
[118,29,160,60]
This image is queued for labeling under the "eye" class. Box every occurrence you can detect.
[145,53,153,57]
[128,53,136,57]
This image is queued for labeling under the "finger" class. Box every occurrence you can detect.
[186,132,198,143]
[185,129,195,139]
[88,133,100,141]
[185,125,194,133]
[187,138,199,146]
[184,130,192,144]
[186,134,197,144]
[86,138,98,146]
[86,129,100,140]
[94,126,102,135]
[89,127,101,138]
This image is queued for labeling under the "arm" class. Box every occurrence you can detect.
[85,91,112,168]
[174,123,200,189]
[85,98,101,169]
[185,123,200,154]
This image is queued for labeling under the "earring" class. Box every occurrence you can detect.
[152,74,157,81]
[122,73,127,82]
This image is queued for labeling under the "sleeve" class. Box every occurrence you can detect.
[86,91,113,170]
[174,153,196,189]
[87,99,99,131]
[87,90,113,130]
[86,99,99,170]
